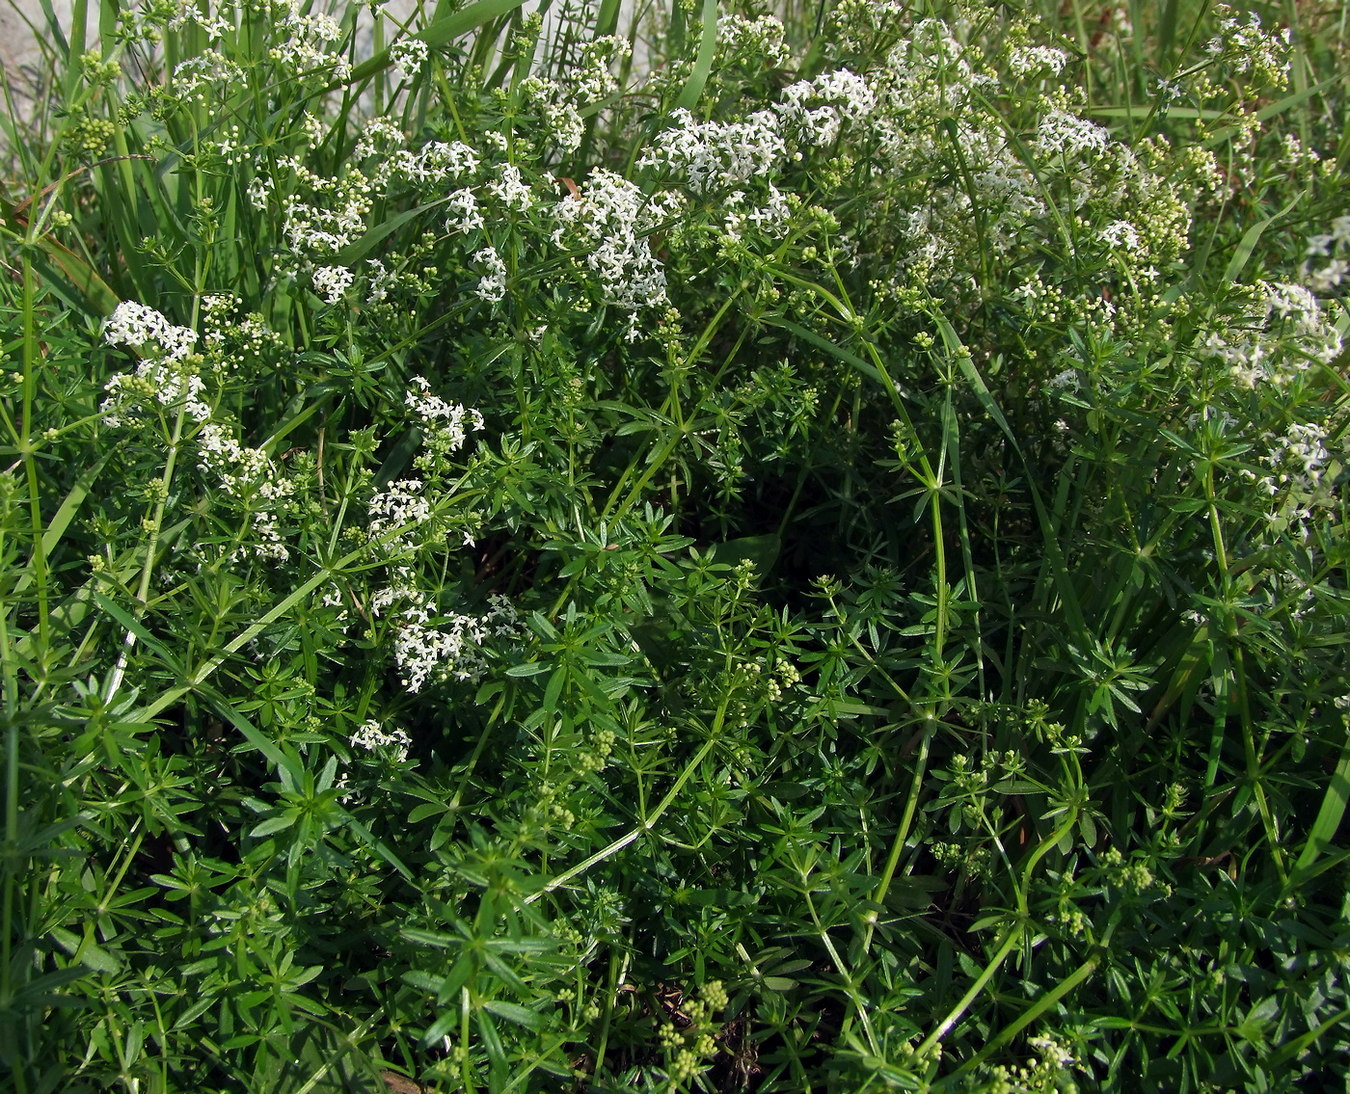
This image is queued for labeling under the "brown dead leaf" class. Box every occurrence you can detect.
[380,1070,426,1094]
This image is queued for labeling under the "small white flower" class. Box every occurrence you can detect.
[369,480,433,550]
[488,164,532,211]
[350,719,412,762]
[103,301,196,362]
[313,265,354,305]
[550,169,674,310]
[390,37,429,75]
[639,108,787,194]
[1034,109,1111,160]
[1008,45,1069,76]
[405,376,484,451]
[101,302,210,426]
[1100,220,1141,252]
[474,246,507,303]
[445,188,484,234]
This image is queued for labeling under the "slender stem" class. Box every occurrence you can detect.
[857,719,933,958]
[915,927,1022,1061]
[938,954,1100,1087]
[20,250,50,668]
[460,986,475,1094]
[103,402,189,704]
[526,653,735,904]
[914,811,1079,1060]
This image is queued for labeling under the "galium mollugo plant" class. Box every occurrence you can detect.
[1,0,1348,1091]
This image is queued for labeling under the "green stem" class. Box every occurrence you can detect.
[913,811,1079,1060]
[525,654,736,904]
[130,491,475,725]
[460,985,475,1094]
[938,954,1100,1087]
[103,402,189,703]
[914,926,1022,1061]
[857,719,933,958]
[19,252,50,669]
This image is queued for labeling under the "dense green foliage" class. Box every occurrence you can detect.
[2,0,1348,1090]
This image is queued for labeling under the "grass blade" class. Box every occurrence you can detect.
[675,0,718,112]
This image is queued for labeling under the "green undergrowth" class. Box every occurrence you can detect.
[1,0,1349,1090]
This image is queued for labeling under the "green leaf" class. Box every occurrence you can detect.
[400,927,463,950]
[710,534,780,572]
[48,926,122,974]
[1222,195,1300,283]
[197,684,306,788]
[762,316,884,386]
[348,0,531,84]
[993,780,1042,795]
[675,0,719,112]
[12,450,112,600]
[92,592,186,676]
[334,202,440,267]
[505,661,550,677]
[483,1000,545,1031]
[408,802,447,823]
[249,814,296,838]
[1293,734,1350,877]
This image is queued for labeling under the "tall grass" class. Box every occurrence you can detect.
[1,0,1348,1090]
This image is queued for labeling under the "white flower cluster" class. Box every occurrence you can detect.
[352,118,405,162]
[171,51,245,105]
[878,18,986,119]
[353,123,481,190]
[1303,214,1350,294]
[405,376,484,453]
[575,36,631,105]
[965,131,1045,222]
[166,2,231,40]
[390,37,429,75]
[637,70,880,246]
[1203,282,1343,387]
[1008,45,1069,77]
[200,294,280,361]
[777,69,876,147]
[268,8,350,82]
[1205,5,1291,85]
[1252,419,1337,539]
[488,163,533,212]
[513,35,631,157]
[445,188,484,234]
[266,144,379,263]
[363,259,397,304]
[638,108,787,194]
[350,719,412,763]
[101,302,209,426]
[551,169,678,310]
[717,14,792,69]
[1100,220,1142,253]
[520,77,585,154]
[247,175,272,211]
[312,265,354,305]
[281,186,371,257]
[197,422,293,562]
[832,0,909,52]
[371,571,519,692]
[474,246,508,303]
[368,480,433,553]
[411,141,480,183]
[104,301,196,362]
[1033,108,1112,160]
[197,423,290,502]
[723,186,791,242]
